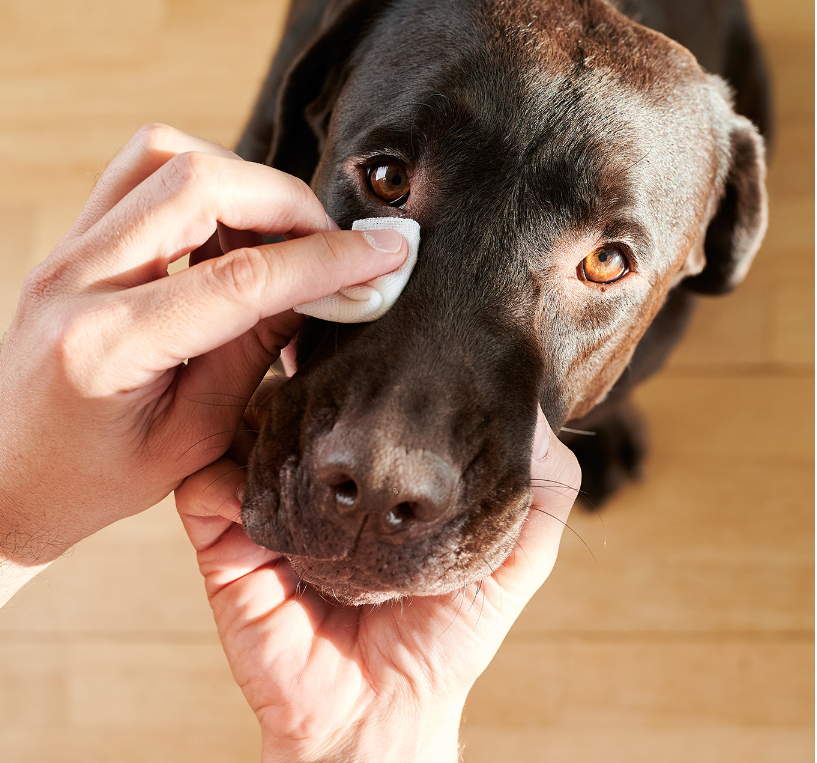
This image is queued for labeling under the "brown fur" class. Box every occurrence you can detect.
[237,0,769,604]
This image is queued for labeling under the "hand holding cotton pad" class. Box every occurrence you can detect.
[294,217,420,323]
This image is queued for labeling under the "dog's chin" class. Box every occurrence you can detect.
[288,555,499,606]
[287,507,531,605]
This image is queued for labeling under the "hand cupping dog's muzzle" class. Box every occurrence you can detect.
[294,217,421,323]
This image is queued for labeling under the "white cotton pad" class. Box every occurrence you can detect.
[293,217,420,323]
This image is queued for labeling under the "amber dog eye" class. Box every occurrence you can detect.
[580,245,630,284]
[367,161,410,204]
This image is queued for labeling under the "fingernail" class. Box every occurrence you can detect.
[362,229,405,252]
[236,483,246,504]
[533,407,551,460]
[326,214,341,231]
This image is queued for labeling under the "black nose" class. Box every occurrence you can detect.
[312,425,458,537]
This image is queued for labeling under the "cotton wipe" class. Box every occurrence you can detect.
[293,217,420,323]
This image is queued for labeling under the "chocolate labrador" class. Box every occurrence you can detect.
[234,0,769,604]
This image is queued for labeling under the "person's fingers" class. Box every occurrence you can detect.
[189,225,265,269]
[70,153,333,286]
[173,309,303,456]
[175,459,293,603]
[280,341,297,377]
[242,376,285,433]
[175,459,245,525]
[96,229,407,394]
[217,225,263,257]
[172,374,280,474]
[63,124,242,242]
[492,408,581,601]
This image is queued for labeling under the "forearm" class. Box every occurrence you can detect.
[260,697,466,763]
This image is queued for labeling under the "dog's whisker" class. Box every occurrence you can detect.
[175,429,256,461]
[184,401,256,408]
[529,478,582,493]
[294,576,307,604]
[359,603,380,620]
[528,507,598,565]
[349,514,369,558]
[574,494,607,547]
[617,148,653,179]
[565,485,611,522]
[202,464,249,494]
[467,578,486,626]
[467,579,482,613]
[439,587,466,637]
[474,578,488,630]
[440,588,460,608]
[186,392,249,401]
[559,426,597,436]
[213,493,244,524]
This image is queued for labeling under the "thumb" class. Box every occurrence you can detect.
[492,407,582,601]
[128,228,408,374]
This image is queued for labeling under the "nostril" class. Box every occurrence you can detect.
[334,479,359,507]
[317,465,361,512]
[383,501,417,531]
[313,428,458,535]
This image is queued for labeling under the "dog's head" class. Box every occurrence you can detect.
[240,0,767,603]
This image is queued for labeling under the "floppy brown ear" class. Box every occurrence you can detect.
[684,114,768,295]
[237,0,382,183]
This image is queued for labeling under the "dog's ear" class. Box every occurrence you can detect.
[237,0,381,183]
[684,109,768,295]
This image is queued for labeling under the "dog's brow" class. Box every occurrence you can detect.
[356,125,416,159]
[602,218,653,260]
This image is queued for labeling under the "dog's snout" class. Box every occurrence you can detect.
[313,425,458,538]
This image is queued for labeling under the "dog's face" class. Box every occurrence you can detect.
[241,0,767,603]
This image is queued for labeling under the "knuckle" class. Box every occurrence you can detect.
[50,299,129,394]
[161,151,218,196]
[209,247,269,303]
[270,170,321,228]
[20,263,53,307]
[250,318,290,364]
[131,122,178,154]
[311,231,353,285]
[315,230,345,269]
[19,255,71,309]
[48,310,96,386]
[288,175,315,209]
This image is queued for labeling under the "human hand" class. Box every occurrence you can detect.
[0,124,408,589]
[176,395,580,763]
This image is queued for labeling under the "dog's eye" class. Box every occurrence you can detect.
[367,161,410,205]
[580,245,629,284]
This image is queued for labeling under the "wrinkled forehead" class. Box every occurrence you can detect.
[334,0,722,261]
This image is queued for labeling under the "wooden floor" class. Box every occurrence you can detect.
[0,1,813,761]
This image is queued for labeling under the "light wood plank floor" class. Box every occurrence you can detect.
[0,1,813,761]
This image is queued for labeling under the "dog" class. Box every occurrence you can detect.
[234,0,769,604]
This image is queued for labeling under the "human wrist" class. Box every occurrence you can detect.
[0,482,78,566]
[260,693,466,763]
[0,488,61,606]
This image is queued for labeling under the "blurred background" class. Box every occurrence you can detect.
[0,1,812,761]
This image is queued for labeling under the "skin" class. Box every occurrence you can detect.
[0,123,409,605]
[176,404,579,763]
[0,123,582,761]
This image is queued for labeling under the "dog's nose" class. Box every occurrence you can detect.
[313,426,458,537]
